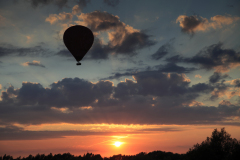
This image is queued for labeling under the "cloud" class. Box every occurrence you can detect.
[176,15,205,34]
[48,10,155,59]
[77,11,155,56]
[85,38,110,59]
[56,49,72,57]
[209,82,240,100]
[1,72,240,126]
[151,39,174,60]
[26,0,90,9]
[167,43,240,72]
[232,79,240,87]
[210,82,229,100]
[109,71,212,99]
[76,0,90,9]
[21,60,45,68]
[176,15,240,34]
[45,12,73,24]
[103,63,196,80]
[103,0,119,7]
[57,38,109,60]
[72,5,81,15]
[0,43,49,57]
[157,63,196,73]
[0,125,183,140]
[0,125,137,140]
[195,74,202,78]
[26,0,53,8]
[0,78,113,107]
[209,72,229,83]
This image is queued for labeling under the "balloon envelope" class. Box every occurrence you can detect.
[63,25,94,62]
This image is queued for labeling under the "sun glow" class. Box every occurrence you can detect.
[114,141,122,147]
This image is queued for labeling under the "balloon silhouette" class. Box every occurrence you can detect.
[63,25,94,65]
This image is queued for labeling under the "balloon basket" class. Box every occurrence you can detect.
[76,62,81,65]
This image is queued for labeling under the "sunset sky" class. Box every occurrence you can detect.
[1,0,240,158]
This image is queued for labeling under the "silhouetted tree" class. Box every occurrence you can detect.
[46,153,53,160]
[185,128,240,160]
[2,154,13,160]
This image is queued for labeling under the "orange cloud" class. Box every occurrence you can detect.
[77,11,141,47]
[21,60,45,68]
[176,15,240,34]
[72,5,81,15]
[46,12,73,24]
[51,107,73,113]
[195,74,202,78]
[219,100,232,106]
[211,87,240,99]
[184,100,204,107]
[213,63,240,73]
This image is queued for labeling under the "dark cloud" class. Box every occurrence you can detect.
[130,71,191,97]
[0,125,184,140]
[107,70,211,99]
[166,55,184,63]
[232,79,240,87]
[137,127,183,132]
[85,38,109,59]
[6,78,113,107]
[26,0,91,9]
[56,49,72,57]
[103,0,119,7]
[112,31,155,55]
[0,44,49,57]
[209,72,229,83]
[102,72,133,80]
[167,43,240,72]
[0,72,240,126]
[1,96,239,126]
[76,0,90,9]
[57,38,109,60]
[190,83,214,93]
[152,43,171,60]
[103,63,196,80]
[210,82,229,100]
[157,63,196,73]
[152,39,175,60]
[0,125,137,140]
[54,0,68,8]
[176,15,203,34]
[27,0,53,8]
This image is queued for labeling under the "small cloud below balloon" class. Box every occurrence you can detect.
[21,60,45,68]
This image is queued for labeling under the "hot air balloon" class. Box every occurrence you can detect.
[63,25,94,65]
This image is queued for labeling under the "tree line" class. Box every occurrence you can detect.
[1,128,240,160]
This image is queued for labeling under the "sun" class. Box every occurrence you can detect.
[114,141,122,147]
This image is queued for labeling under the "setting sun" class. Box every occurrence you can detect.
[114,141,122,147]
